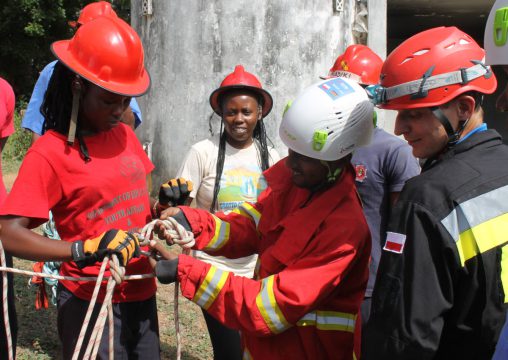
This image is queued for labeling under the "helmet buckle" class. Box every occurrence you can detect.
[494,7,508,46]
[312,130,328,151]
[410,65,435,100]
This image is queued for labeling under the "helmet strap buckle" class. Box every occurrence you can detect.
[410,65,435,100]
[471,60,493,79]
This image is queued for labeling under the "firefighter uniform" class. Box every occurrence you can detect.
[364,129,508,359]
[173,160,371,360]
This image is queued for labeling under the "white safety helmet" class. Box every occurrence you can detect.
[485,0,508,65]
[280,78,373,161]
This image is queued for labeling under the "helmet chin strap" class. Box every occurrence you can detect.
[320,161,343,182]
[430,107,470,147]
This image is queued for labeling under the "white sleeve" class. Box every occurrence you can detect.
[176,146,204,199]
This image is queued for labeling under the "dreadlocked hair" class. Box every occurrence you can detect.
[41,61,91,162]
[41,61,75,135]
[209,91,272,212]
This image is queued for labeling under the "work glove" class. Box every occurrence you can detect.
[71,229,140,269]
[158,178,193,207]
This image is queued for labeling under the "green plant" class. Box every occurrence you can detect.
[2,101,32,166]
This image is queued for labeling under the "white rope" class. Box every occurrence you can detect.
[0,217,195,360]
[0,240,13,360]
[139,218,195,360]
[139,218,195,249]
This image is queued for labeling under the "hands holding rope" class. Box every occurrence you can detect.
[71,229,141,269]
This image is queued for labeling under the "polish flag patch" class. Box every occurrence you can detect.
[383,232,407,254]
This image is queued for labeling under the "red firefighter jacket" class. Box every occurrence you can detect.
[177,159,371,359]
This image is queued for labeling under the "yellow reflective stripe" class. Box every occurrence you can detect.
[242,348,253,360]
[204,215,230,251]
[232,202,261,228]
[440,185,508,266]
[353,351,357,360]
[502,244,508,303]
[255,275,290,334]
[296,310,356,332]
[192,266,229,310]
[455,212,508,266]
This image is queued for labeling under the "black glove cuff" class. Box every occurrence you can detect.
[155,258,179,284]
[172,210,192,232]
[71,241,93,269]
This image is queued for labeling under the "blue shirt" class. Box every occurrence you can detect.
[351,127,421,297]
[22,60,143,135]
[457,123,487,144]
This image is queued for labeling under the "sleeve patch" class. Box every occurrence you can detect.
[383,231,407,254]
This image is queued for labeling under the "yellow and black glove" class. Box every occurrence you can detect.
[158,178,193,207]
[71,229,140,268]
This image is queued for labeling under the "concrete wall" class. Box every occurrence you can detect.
[131,0,359,186]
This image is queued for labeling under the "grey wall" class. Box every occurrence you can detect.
[131,0,356,186]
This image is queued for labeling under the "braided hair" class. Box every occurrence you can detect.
[209,90,272,212]
[41,61,75,135]
[41,61,91,161]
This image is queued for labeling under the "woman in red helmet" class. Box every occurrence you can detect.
[171,65,280,359]
[363,27,508,359]
[0,17,159,359]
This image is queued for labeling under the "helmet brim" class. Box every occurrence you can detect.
[51,40,151,97]
[209,85,273,117]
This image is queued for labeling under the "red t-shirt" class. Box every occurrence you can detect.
[0,77,15,205]
[1,123,156,302]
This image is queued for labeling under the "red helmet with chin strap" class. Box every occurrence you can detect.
[52,16,150,97]
[324,44,383,85]
[377,26,497,110]
[209,65,273,117]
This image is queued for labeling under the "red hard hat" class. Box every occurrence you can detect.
[325,44,383,85]
[77,1,118,25]
[378,26,497,110]
[209,65,273,117]
[52,16,150,97]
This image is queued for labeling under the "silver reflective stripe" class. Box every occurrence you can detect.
[255,276,290,333]
[204,215,230,251]
[239,203,261,228]
[194,267,227,308]
[441,184,508,241]
[297,310,356,332]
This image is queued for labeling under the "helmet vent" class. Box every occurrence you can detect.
[413,49,429,56]
[444,42,456,50]
[459,38,470,45]
[400,48,429,65]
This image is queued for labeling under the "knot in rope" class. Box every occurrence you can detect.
[109,254,125,285]
[139,217,195,249]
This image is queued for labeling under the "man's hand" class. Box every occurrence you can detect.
[71,229,140,268]
[153,207,193,247]
[147,239,179,267]
[149,239,179,284]
[158,178,193,207]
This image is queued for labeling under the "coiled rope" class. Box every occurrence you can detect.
[0,217,195,360]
